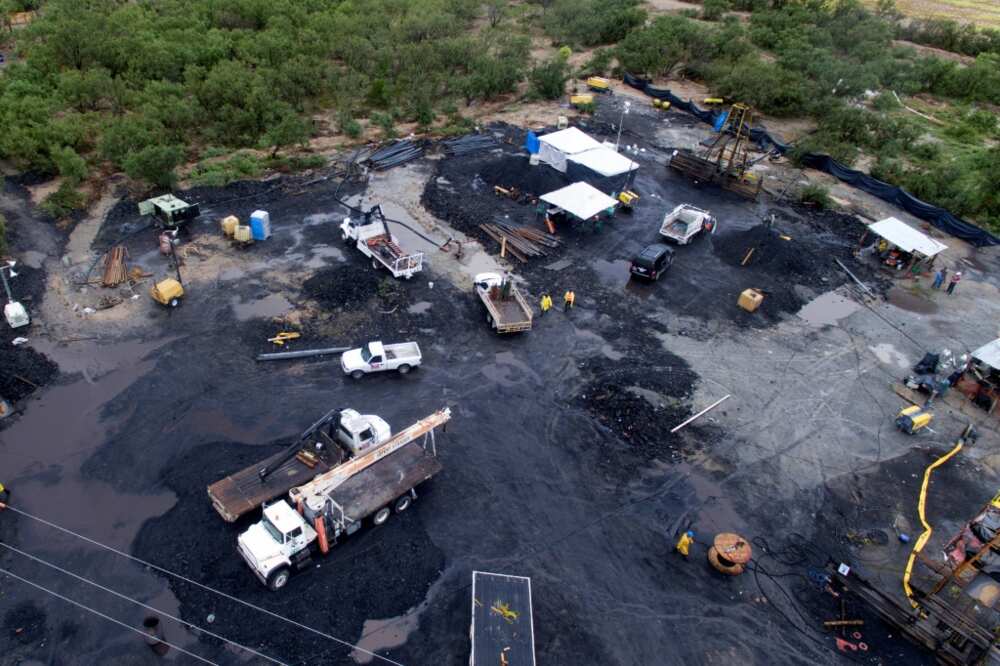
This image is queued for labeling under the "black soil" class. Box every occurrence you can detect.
[3,601,46,647]
[132,441,446,666]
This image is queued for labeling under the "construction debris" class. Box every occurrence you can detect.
[268,332,301,346]
[478,223,560,263]
[101,245,129,287]
[256,346,350,362]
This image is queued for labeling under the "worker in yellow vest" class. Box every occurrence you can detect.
[0,481,9,508]
[540,293,553,316]
[563,290,575,311]
[676,530,694,557]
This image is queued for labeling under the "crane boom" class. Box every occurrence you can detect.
[288,408,451,509]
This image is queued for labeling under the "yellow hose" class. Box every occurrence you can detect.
[902,438,965,607]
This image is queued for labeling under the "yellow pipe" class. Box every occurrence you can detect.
[902,437,965,607]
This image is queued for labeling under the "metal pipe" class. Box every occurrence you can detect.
[256,347,350,361]
[670,395,731,433]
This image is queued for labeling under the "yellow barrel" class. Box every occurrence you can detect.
[652,98,661,108]
[221,215,239,237]
[234,225,252,243]
[738,289,763,312]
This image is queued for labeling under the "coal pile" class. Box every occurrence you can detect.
[574,359,705,468]
[714,225,823,283]
[133,441,445,665]
[303,262,381,309]
[0,347,58,403]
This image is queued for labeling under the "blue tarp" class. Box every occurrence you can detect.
[524,130,540,155]
[623,72,998,247]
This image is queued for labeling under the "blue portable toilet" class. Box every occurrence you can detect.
[524,131,540,154]
[250,210,271,240]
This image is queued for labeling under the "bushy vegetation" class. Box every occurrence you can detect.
[0,0,528,188]
[542,0,645,48]
[897,18,1000,58]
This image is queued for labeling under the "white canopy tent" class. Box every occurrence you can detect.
[867,217,948,258]
[540,182,618,221]
[537,127,602,172]
[568,146,639,178]
[973,339,1000,371]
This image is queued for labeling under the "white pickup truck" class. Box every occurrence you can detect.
[341,205,424,279]
[341,340,422,379]
[659,204,717,245]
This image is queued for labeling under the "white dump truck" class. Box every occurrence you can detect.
[341,205,424,279]
[341,340,422,379]
[659,204,717,245]
[474,273,532,334]
[207,408,391,522]
[237,408,451,590]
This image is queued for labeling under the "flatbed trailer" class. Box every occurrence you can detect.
[470,572,536,666]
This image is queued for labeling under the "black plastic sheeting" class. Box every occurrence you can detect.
[798,154,999,246]
[624,73,999,247]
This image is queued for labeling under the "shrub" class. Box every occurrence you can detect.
[702,0,730,21]
[40,182,86,219]
[371,112,397,139]
[338,112,363,139]
[190,153,264,187]
[51,146,87,185]
[580,47,614,77]
[543,0,646,48]
[123,145,184,188]
[799,182,832,209]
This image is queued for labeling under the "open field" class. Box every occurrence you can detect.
[874,0,1000,28]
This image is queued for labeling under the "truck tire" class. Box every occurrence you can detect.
[372,259,381,270]
[398,364,411,375]
[351,370,364,379]
[373,507,391,526]
[267,567,291,591]
[394,495,412,513]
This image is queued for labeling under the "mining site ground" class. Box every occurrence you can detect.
[2,96,1000,665]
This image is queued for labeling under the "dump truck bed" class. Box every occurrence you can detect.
[327,441,442,522]
[480,286,532,333]
[470,572,536,666]
[208,440,343,522]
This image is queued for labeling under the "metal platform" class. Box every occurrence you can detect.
[470,571,535,666]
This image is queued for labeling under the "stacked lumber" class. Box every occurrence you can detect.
[478,223,561,263]
[101,245,129,287]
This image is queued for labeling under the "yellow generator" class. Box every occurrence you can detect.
[586,76,610,93]
[896,405,933,435]
[617,190,639,211]
[570,94,594,108]
[151,278,184,308]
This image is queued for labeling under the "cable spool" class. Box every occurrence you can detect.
[708,533,752,576]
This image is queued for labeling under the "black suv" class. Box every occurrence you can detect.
[629,243,674,281]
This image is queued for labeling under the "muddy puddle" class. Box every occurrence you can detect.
[796,291,859,326]
[887,286,937,314]
[230,293,292,321]
[592,258,631,289]
[408,301,432,314]
[351,610,421,664]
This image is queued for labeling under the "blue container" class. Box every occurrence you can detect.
[250,210,271,241]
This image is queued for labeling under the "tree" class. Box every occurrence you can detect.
[264,107,311,157]
[123,145,184,188]
[529,55,569,100]
[702,0,730,21]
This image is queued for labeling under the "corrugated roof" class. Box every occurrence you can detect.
[868,217,948,257]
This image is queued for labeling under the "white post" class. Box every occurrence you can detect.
[615,101,631,152]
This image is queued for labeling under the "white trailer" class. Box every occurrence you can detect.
[341,340,422,379]
[659,203,717,245]
[237,408,451,590]
[340,205,424,279]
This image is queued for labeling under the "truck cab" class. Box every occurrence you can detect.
[336,408,391,456]
[237,501,317,590]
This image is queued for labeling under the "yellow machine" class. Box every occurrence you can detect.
[586,76,610,93]
[703,97,725,105]
[896,405,933,435]
[617,190,639,211]
[151,278,184,308]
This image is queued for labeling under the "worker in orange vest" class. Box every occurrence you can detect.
[563,290,575,311]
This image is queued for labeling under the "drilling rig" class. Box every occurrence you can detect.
[668,103,763,200]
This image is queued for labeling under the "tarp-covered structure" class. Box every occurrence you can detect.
[973,339,1000,372]
[537,127,602,172]
[623,72,1000,248]
[568,146,638,178]
[540,182,618,221]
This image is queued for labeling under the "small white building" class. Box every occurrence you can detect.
[540,182,619,222]
[536,127,638,176]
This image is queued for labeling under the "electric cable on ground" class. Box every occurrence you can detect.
[0,542,286,666]
[0,566,218,666]
[2,504,405,666]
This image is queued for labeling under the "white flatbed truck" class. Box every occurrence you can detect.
[341,205,424,279]
[237,408,451,590]
[474,273,532,334]
[341,340,422,378]
[207,408,391,523]
[659,203,716,245]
